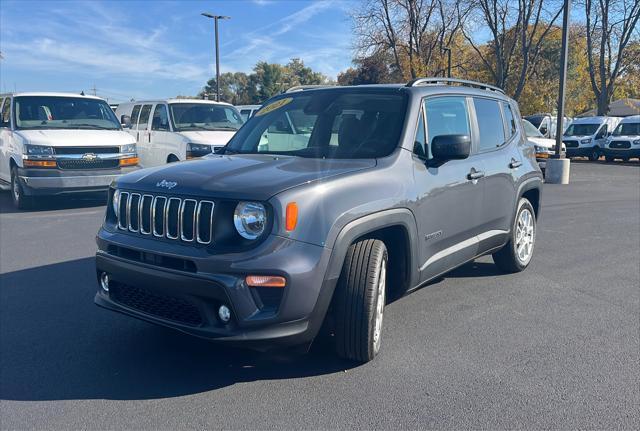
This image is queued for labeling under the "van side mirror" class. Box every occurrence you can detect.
[121,115,132,128]
[431,134,471,162]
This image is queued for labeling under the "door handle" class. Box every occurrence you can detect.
[148,132,151,143]
[467,169,485,180]
[509,159,522,169]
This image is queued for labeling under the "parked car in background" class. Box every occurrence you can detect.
[109,104,119,112]
[522,119,565,173]
[524,113,572,139]
[563,116,622,161]
[95,78,542,363]
[115,99,243,168]
[604,115,640,162]
[236,104,261,122]
[0,92,138,209]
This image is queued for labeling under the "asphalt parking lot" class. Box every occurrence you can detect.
[1,162,638,429]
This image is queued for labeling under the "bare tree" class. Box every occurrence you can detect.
[463,0,562,99]
[584,0,640,115]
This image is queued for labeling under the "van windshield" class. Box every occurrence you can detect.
[224,90,407,159]
[525,115,544,128]
[14,96,121,130]
[169,103,244,131]
[564,123,599,136]
[612,122,640,136]
[522,119,544,138]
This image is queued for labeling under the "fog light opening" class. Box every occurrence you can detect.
[100,272,110,292]
[218,305,231,324]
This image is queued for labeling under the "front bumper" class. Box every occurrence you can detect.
[603,148,640,158]
[18,166,139,195]
[94,228,336,349]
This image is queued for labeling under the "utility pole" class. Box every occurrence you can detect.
[546,0,571,184]
[201,12,230,102]
[441,47,452,78]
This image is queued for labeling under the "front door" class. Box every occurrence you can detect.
[150,103,171,166]
[136,104,153,167]
[412,95,485,283]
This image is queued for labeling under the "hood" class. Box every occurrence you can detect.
[116,154,376,201]
[563,135,590,140]
[527,136,555,148]
[610,135,640,140]
[178,130,237,146]
[15,129,135,147]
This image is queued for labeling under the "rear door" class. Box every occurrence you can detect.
[412,95,486,282]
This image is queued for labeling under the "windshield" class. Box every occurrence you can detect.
[169,103,244,131]
[525,115,544,128]
[564,123,600,136]
[224,90,407,159]
[14,96,121,130]
[522,119,544,137]
[612,122,640,136]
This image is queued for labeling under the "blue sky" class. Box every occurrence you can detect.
[0,0,356,103]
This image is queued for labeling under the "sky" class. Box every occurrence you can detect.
[0,0,356,102]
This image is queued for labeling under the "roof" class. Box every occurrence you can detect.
[619,114,640,122]
[118,98,233,106]
[0,92,104,100]
[577,98,640,117]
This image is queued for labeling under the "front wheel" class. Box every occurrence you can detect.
[493,198,536,273]
[11,166,34,210]
[334,239,388,363]
[588,147,600,161]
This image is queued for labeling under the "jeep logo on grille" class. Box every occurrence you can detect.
[156,179,178,189]
[82,153,98,161]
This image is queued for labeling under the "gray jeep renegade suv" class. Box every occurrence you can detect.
[95,78,542,363]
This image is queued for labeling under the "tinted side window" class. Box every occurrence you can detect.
[474,98,505,151]
[151,104,169,131]
[130,105,141,127]
[1,98,11,127]
[413,107,427,158]
[503,102,517,138]
[424,96,470,157]
[596,124,607,138]
[138,104,152,129]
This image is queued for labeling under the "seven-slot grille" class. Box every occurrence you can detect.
[116,192,214,244]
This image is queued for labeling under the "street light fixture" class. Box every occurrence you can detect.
[201,12,230,102]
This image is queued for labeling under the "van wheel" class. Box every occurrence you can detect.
[334,239,387,363]
[167,155,179,163]
[11,166,34,210]
[493,198,536,273]
[588,148,600,161]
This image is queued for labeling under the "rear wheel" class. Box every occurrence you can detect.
[11,166,34,210]
[334,239,387,363]
[588,148,600,161]
[493,198,536,273]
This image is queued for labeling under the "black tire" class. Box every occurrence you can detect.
[605,156,614,163]
[492,198,536,273]
[167,155,179,163]
[588,148,600,161]
[334,239,388,363]
[10,166,34,210]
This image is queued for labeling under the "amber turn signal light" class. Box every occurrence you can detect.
[286,202,298,231]
[119,157,139,167]
[23,160,56,168]
[245,275,286,288]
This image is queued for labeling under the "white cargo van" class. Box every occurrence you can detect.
[563,116,622,161]
[0,92,138,209]
[115,99,243,168]
[604,115,640,162]
[524,113,572,139]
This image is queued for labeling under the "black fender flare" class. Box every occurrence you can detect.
[515,175,543,217]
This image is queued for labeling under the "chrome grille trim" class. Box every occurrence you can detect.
[152,196,167,237]
[196,201,215,244]
[140,194,154,235]
[128,193,141,232]
[116,193,214,245]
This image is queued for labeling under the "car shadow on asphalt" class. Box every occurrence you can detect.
[0,191,106,214]
[0,257,356,402]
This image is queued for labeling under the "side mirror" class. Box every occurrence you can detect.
[431,134,471,162]
[121,115,132,128]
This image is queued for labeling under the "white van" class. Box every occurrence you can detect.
[563,116,622,161]
[115,99,243,168]
[604,115,640,162]
[236,104,261,122]
[524,113,572,139]
[0,92,138,209]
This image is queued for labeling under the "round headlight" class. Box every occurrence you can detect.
[112,189,120,215]
[234,202,266,240]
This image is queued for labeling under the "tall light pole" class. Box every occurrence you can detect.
[201,12,230,102]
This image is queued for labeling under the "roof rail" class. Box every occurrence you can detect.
[406,77,505,94]
[285,84,336,93]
